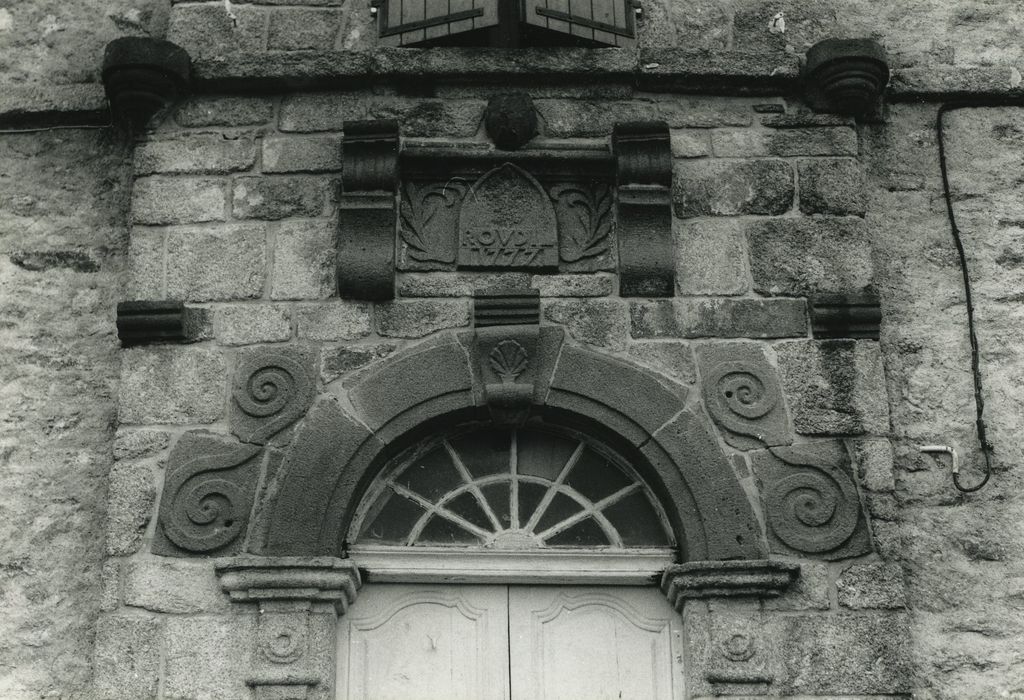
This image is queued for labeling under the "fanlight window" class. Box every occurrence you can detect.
[351,427,673,550]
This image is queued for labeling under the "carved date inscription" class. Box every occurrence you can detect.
[457,163,558,270]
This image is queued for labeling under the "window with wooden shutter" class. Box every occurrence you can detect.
[372,0,639,48]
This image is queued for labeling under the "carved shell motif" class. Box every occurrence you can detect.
[489,340,529,383]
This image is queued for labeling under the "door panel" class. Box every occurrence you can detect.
[508,586,684,700]
[337,584,510,700]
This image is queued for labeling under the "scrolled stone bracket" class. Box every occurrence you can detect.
[660,560,799,610]
[216,557,362,700]
[338,120,400,301]
[612,121,675,297]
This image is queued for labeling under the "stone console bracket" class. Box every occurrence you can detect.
[336,116,675,300]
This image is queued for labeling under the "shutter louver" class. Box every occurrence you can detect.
[373,0,637,48]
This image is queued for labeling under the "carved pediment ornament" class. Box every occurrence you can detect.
[339,117,674,298]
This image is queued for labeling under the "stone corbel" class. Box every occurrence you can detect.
[470,291,542,426]
[660,560,799,610]
[612,121,675,297]
[216,557,362,700]
[338,120,400,301]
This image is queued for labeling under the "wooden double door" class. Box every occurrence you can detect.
[336,584,685,700]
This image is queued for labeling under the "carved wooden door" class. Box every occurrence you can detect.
[337,584,684,700]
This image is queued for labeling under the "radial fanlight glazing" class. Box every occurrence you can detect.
[350,426,674,552]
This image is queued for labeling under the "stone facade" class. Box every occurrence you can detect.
[2,1,1024,699]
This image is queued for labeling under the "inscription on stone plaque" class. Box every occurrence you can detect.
[457,163,558,269]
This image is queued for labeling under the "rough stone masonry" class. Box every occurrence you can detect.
[1,1,1023,699]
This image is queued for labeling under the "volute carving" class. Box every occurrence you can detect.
[697,343,793,449]
[231,348,316,446]
[752,441,871,560]
[154,432,262,555]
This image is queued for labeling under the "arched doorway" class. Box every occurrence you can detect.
[338,422,686,700]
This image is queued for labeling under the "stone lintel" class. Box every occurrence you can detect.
[216,556,361,612]
[661,560,799,608]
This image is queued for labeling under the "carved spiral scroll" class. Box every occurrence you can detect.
[765,468,860,554]
[707,361,776,421]
[233,352,314,445]
[160,439,261,554]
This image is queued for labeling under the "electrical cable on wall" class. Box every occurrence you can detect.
[934,98,1024,492]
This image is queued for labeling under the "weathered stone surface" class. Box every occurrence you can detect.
[375,300,470,338]
[280,94,486,136]
[105,459,156,556]
[630,298,807,339]
[746,217,874,297]
[118,346,227,424]
[799,158,867,216]
[397,272,531,297]
[294,301,372,341]
[267,7,342,50]
[125,226,164,299]
[752,442,873,560]
[544,299,629,351]
[271,219,337,300]
[776,340,889,436]
[167,3,265,56]
[0,129,128,699]
[670,129,712,157]
[93,614,162,700]
[231,345,316,446]
[262,135,344,173]
[531,274,613,297]
[164,615,254,700]
[123,557,228,614]
[113,428,171,461]
[134,133,257,175]
[850,438,897,492]
[132,177,227,225]
[837,562,907,609]
[627,341,697,385]
[321,342,398,384]
[673,159,794,217]
[232,176,328,220]
[712,127,858,157]
[212,304,291,345]
[175,96,276,127]
[696,342,793,449]
[536,98,753,137]
[764,561,832,611]
[675,218,749,295]
[165,224,267,301]
[778,613,912,695]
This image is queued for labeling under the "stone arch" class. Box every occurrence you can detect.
[253,330,764,562]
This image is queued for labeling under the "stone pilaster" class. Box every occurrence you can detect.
[216,557,361,700]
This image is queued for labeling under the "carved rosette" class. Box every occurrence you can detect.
[697,343,793,449]
[155,432,262,556]
[752,442,872,560]
[231,348,315,446]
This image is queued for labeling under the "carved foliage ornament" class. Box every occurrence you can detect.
[231,349,315,446]
[156,432,262,555]
[753,441,871,560]
[400,180,467,266]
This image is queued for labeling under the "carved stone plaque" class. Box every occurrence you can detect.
[457,163,558,269]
